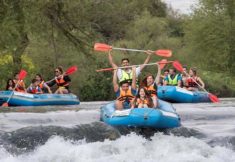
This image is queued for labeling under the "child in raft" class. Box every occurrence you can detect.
[27,79,43,94]
[131,87,154,108]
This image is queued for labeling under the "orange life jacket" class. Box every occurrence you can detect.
[14,80,26,92]
[117,87,135,102]
[28,86,41,94]
[145,84,157,97]
[55,76,69,87]
[187,77,199,88]
[135,97,153,108]
[39,81,45,89]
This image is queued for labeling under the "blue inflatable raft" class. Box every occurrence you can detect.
[157,86,211,103]
[0,91,80,106]
[100,100,180,129]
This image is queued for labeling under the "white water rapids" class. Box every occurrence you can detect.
[0,99,234,162]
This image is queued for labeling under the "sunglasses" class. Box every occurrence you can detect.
[55,70,60,73]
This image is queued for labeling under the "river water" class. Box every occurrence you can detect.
[0,99,235,162]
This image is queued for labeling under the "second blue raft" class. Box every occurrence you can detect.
[157,86,211,103]
[0,91,80,106]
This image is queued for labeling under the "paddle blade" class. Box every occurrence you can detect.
[158,59,168,70]
[19,70,27,80]
[65,66,78,75]
[2,102,9,107]
[208,93,219,103]
[173,61,183,72]
[155,50,172,57]
[94,43,112,52]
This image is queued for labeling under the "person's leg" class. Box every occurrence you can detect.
[115,100,124,110]
[54,89,59,94]
[152,96,158,107]
[61,89,69,94]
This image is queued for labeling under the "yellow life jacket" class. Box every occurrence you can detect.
[168,74,179,86]
[119,70,133,83]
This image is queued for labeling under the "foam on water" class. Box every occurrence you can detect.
[0,133,234,162]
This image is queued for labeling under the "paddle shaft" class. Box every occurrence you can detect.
[96,61,173,72]
[112,47,152,53]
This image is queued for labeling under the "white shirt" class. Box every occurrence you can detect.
[117,66,141,81]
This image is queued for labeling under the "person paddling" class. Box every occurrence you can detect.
[47,66,71,94]
[35,74,52,94]
[186,68,205,91]
[27,79,43,94]
[164,68,182,87]
[113,67,137,110]
[13,73,26,92]
[108,50,153,84]
[141,63,161,107]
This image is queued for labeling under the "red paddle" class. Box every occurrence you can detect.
[2,70,27,107]
[173,61,219,103]
[96,60,173,72]
[94,43,172,57]
[65,66,78,75]
[159,59,168,70]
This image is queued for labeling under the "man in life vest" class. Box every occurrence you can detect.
[35,74,52,93]
[27,79,43,94]
[164,68,182,87]
[113,67,137,110]
[47,66,71,94]
[186,68,205,91]
[108,50,153,84]
[13,73,26,92]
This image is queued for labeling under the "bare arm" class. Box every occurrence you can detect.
[44,83,52,94]
[154,63,161,85]
[131,67,136,90]
[139,50,153,71]
[113,69,119,92]
[198,77,205,89]
[177,80,182,87]
[163,79,168,85]
[108,50,118,69]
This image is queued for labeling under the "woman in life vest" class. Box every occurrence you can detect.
[131,87,154,108]
[48,66,71,94]
[186,68,205,91]
[27,79,43,94]
[13,73,26,92]
[113,67,137,110]
[141,63,161,107]
[6,79,15,91]
[35,74,52,93]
